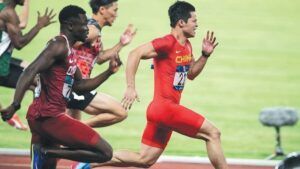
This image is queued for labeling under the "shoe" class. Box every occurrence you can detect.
[70,162,91,169]
[6,114,28,130]
[32,144,46,169]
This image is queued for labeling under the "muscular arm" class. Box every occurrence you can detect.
[73,47,122,93]
[187,56,208,80]
[5,7,55,49]
[85,25,124,65]
[0,38,67,121]
[72,67,113,94]
[126,42,157,88]
[188,31,219,80]
[93,24,136,64]
[121,42,157,110]
[13,39,66,105]
[96,42,123,64]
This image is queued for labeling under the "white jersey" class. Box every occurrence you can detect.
[0,31,11,56]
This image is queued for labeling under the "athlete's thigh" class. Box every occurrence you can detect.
[38,115,101,149]
[85,92,123,115]
[29,119,59,169]
[142,120,172,149]
[166,104,205,138]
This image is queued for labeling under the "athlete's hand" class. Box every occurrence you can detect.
[0,105,16,121]
[122,87,140,110]
[120,24,137,46]
[36,8,56,29]
[108,54,122,73]
[201,31,218,58]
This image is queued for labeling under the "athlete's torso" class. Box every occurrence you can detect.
[152,34,193,104]
[73,18,102,79]
[27,35,77,119]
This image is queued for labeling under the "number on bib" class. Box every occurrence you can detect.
[173,65,190,91]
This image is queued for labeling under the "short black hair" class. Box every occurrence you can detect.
[59,5,86,24]
[168,1,195,28]
[89,0,118,14]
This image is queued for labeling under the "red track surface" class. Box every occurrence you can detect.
[0,155,274,169]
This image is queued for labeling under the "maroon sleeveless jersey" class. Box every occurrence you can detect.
[27,35,77,119]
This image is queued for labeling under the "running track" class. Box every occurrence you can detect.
[0,153,279,169]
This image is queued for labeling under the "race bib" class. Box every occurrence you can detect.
[62,75,74,101]
[34,74,41,98]
[173,65,190,91]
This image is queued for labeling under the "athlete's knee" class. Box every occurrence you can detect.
[93,149,112,163]
[94,140,113,162]
[207,127,221,140]
[105,146,113,160]
[101,149,113,162]
[116,108,128,122]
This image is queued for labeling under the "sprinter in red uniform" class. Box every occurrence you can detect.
[67,0,136,129]
[89,1,228,169]
[1,5,121,169]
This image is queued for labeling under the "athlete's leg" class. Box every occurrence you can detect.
[195,120,228,169]
[83,92,127,127]
[67,92,127,127]
[28,114,113,163]
[92,143,163,168]
[43,139,112,163]
[91,122,169,168]
[166,103,228,169]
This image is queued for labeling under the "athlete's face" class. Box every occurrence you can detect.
[73,14,89,42]
[101,2,118,26]
[182,12,198,38]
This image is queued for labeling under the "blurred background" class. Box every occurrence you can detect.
[0,0,299,160]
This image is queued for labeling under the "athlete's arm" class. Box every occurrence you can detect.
[18,0,29,29]
[188,31,218,80]
[0,39,67,121]
[5,7,56,50]
[122,42,157,110]
[96,24,136,64]
[73,55,121,93]
[187,57,208,80]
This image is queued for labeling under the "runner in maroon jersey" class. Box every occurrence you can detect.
[67,0,136,128]
[90,1,228,169]
[0,5,121,169]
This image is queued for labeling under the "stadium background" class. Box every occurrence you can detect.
[0,0,299,159]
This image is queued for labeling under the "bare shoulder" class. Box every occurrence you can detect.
[0,7,19,30]
[0,7,18,22]
[44,36,70,59]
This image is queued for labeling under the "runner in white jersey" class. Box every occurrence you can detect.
[0,0,55,130]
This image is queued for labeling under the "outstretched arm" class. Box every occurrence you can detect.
[96,24,136,64]
[121,42,157,110]
[188,31,218,80]
[0,39,67,121]
[73,55,122,93]
[6,7,56,49]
